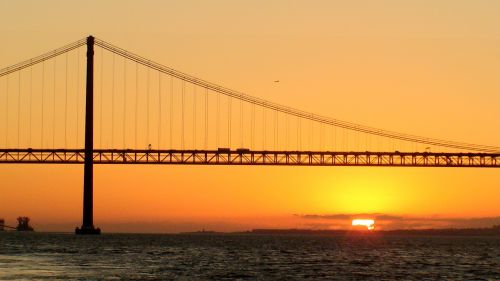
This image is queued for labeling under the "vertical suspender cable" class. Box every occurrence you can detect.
[320,123,323,151]
[332,125,336,151]
[204,88,208,149]
[328,125,331,151]
[377,132,381,152]
[274,109,277,150]
[146,67,150,148]
[250,103,255,149]
[29,66,33,147]
[52,58,56,149]
[17,71,21,148]
[341,128,344,151]
[345,129,349,151]
[297,117,300,150]
[228,96,231,148]
[309,120,312,150]
[135,63,138,149]
[340,128,343,151]
[193,85,196,148]
[216,91,220,147]
[263,107,266,149]
[356,127,359,151]
[123,58,126,149]
[100,49,104,148]
[365,133,368,152]
[169,75,173,148]
[285,112,288,150]
[353,129,356,151]
[158,71,161,149]
[340,128,344,151]
[5,76,8,147]
[181,81,185,149]
[41,62,44,148]
[324,124,326,151]
[111,54,115,148]
[64,53,68,148]
[76,48,80,147]
[240,95,243,148]
[276,110,279,150]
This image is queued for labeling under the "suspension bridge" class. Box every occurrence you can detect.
[1,36,499,234]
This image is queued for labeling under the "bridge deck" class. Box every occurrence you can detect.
[0,149,498,167]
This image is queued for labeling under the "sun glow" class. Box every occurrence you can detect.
[352,219,375,230]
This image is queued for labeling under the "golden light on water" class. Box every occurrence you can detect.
[352,219,375,230]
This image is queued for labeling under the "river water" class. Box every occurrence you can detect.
[0,232,498,280]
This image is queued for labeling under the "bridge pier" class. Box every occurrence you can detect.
[75,36,100,235]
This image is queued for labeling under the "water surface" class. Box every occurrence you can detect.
[0,232,498,280]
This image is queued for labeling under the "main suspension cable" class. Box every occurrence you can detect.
[94,38,499,152]
[0,38,86,78]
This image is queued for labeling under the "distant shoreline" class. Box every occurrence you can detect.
[2,226,499,236]
[182,225,500,236]
[243,226,500,236]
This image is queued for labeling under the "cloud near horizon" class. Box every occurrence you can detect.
[295,213,500,230]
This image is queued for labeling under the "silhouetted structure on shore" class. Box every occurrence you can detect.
[0,218,4,231]
[16,217,34,231]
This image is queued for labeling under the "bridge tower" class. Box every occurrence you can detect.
[75,36,100,235]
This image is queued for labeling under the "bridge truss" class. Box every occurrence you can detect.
[1,149,498,168]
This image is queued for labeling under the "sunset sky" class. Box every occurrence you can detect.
[1,0,499,232]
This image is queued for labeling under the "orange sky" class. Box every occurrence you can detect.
[1,1,499,232]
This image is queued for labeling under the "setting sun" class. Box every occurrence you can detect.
[352,219,375,230]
